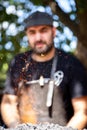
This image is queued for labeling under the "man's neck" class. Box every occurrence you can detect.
[32,47,56,62]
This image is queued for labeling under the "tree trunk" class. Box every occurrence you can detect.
[75,0,87,69]
[75,41,87,69]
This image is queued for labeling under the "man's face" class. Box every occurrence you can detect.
[26,25,56,55]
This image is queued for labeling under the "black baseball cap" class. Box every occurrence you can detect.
[24,11,53,29]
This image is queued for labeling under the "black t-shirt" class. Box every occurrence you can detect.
[4,49,87,121]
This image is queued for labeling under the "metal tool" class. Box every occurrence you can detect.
[26,76,50,86]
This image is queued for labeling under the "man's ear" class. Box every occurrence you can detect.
[52,27,56,38]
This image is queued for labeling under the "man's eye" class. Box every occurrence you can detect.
[28,31,35,35]
[42,29,48,32]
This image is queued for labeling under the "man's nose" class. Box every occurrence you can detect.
[35,33,41,41]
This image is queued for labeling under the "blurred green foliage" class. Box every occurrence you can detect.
[0,1,30,88]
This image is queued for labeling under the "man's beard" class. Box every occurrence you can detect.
[32,41,54,56]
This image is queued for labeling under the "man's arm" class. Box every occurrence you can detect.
[67,96,87,130]
[1,94,20,128]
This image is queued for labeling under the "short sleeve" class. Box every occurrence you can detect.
[69,56,87,98]
[3,57,18,95]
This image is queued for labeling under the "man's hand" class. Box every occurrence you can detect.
[1,94,20,128]
[67,96,87,130]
